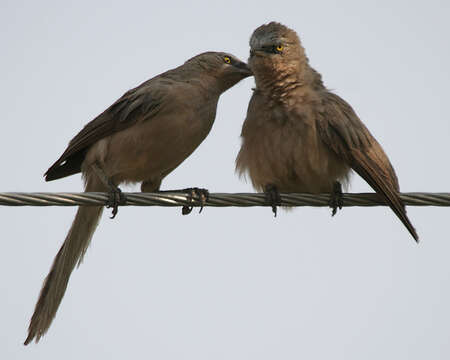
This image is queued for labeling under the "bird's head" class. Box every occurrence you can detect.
[185,52,252,92]
[248,22,307,79]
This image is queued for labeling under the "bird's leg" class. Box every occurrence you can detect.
[329,181,343,217]
[156,187,209,215]
[264,184,281,217]
[91,163,126,219]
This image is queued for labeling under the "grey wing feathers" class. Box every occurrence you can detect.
[317,92,418,241]
[44,81,163,181]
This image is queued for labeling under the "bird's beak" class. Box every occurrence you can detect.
[234,60,253,77]
[249,48,264,58]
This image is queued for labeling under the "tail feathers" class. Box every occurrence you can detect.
[24,176,105,345]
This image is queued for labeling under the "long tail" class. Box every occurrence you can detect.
[24,174,106,345]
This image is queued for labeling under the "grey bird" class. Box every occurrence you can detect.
[236,22,418,241]
[25,51,251,345]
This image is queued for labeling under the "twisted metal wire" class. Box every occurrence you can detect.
[0,192,449,208]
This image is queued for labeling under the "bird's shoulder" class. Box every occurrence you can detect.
[68,79,168,144]
[315,90,374,151]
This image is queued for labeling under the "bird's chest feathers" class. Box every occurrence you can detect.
[241,101,338,192]
[254,102,317,153]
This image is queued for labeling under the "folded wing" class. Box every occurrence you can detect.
[316,91,418,242]
[45,80,165,181]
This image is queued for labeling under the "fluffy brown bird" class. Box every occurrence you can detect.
[236,22,418,241]
[25,52,251,345]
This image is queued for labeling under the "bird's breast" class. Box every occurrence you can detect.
[237,102,350,193]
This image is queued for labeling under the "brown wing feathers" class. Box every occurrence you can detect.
[319,93,418,241]
[44,88,156,181]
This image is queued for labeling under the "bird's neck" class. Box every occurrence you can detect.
[254,63,323,105]
[165,63,223,97]
[188,75,223,98]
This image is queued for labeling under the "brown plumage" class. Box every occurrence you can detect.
[236,22,418,241]
[25,52,251,345]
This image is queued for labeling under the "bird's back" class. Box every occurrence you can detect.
[44,70,218,182]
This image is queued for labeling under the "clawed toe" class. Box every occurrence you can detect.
[106,186,126,219]
[181,187,209,215]
[329,181,343,217]
[264,184,281,217]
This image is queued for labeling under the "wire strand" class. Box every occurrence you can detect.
[0,192,449,207]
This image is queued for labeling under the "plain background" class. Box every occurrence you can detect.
[1,1,449,359]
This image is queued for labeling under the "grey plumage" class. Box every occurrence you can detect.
[236,22,418,241]
[25,51,251,345]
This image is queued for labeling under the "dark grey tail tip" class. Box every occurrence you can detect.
[44,172,58,182]
[24,332,42,346]
[24,329,39,345]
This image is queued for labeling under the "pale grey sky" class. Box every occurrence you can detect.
[1,0,450,359]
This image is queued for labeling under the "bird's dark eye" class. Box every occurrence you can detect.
[224,56,231,64]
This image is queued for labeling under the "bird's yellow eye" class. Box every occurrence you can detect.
[276,45,284,52]
[224,56,231,64]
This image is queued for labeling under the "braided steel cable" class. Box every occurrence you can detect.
[0,192,449,208]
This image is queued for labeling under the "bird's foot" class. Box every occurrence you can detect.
[90,163,126,219]
[264,184,281,217]
[106,183,126,219]
[181,187,210,215]
[329,181,343,217]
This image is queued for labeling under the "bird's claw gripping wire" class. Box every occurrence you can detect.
[91,163,126,219]
[181,188,210,215]
[264,184,281,217]
[329,181,343,217]
[106,183,126,219]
